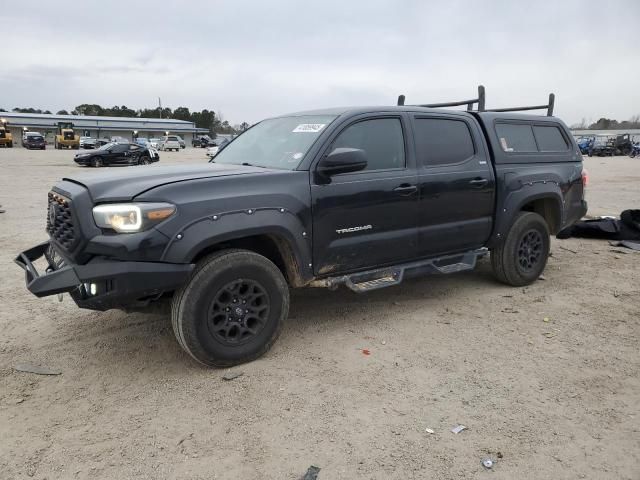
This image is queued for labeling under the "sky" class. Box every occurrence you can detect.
[1,0,638,126]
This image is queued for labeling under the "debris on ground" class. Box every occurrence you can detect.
[176,433,193,446]
[543,332,555,338]
[543,317,550,323]
[222,371,244,381]
[361,349,371,356]
[609,240,640,251]
[538,274,547,281]
[482,458,494,469]
[451,424,467,434]
[425,428,435,434]
[558,245,578,254]
[301,465,321,480]
[14,363,62,376]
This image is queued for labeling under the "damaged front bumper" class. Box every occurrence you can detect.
[15,241,194,311]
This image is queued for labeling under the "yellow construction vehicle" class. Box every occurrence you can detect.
[0,118,13,148]
[54,122,79,149]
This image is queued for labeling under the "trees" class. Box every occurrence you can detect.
[2,103,253,135]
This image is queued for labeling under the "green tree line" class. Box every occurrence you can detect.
[571,115,640,130]
[0,105,250,134]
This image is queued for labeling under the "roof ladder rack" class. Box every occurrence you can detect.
[396,86,556,116]
[397,85,486,111]
[485,93,555,116]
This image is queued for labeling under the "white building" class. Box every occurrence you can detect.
[0,112,209,147]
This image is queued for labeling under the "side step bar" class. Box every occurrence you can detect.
[310,249,488,293]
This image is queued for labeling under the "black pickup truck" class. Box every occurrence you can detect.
[16,87,587,367]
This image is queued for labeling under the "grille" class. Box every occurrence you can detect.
[46,192,77,250]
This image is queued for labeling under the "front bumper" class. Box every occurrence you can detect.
[15,241,194,311]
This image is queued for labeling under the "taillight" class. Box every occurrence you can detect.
[581,169,589,187]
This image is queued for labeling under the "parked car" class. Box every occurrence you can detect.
[149,138,161,149]
[205,138,230,159]
[176,135,185,149]
[588,135,616,156]
[22,132,46,150]
[95,138,111,147]
[15,87,587,367]
[159,135,181,151]
[80,137,97,149]
[629,141,640,158]
[110,136,129,144]
[73,142,159,167]
[134,138,150,147]
[575,136,593,155]
[192,135,215,147]
[613,134,633,156]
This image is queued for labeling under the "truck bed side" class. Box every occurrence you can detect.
[473,112,586,247]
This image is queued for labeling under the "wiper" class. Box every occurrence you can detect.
[241,162,267,168]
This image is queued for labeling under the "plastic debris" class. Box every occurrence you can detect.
[222,371,244,381]
[425,428,435,434]
[361,349,371,356]
[451,424,467,434]
[538,274,547,281]
[301,465,321,480]
[482,458,494,469]
[543,317,550,323]
[14,363,62,376]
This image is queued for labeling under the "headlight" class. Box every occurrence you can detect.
[92,203,176,233]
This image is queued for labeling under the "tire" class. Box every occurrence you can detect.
[91,156,103,168]
[138,156,150,165]
[171,249,289,367]
[491,211,550,287]
[8,142,12,148]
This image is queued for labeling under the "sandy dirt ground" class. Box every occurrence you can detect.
[0,147,638,480]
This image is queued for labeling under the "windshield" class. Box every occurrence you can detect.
[213,115,336,170]
[97,142,117,151]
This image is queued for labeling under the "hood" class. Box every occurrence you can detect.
[63,163,270,202]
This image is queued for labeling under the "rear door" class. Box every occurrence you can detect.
[411,114,495,257]
[311,114,419,276]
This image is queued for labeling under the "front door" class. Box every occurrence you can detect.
[411,114,495,257]
[311,115,419,276]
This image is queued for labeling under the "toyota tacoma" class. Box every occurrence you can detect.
[15,86,587,367]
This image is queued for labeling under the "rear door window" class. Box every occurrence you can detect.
[413,118,475,167]
[495,123,537,152]
[533,125,568,152]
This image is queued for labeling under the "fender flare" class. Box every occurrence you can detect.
[489,181,564,247]
[160,207,313,284]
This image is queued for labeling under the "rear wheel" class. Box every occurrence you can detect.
[491,212,550,286]
[91,156,103,168]
[171,249,288,367]
[8,142,12,148]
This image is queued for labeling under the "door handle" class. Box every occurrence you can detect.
[469,178,489,188]
[393,184,418,196]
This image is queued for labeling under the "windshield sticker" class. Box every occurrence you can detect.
[292,123,326,133]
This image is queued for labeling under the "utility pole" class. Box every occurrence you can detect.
[158,97,162,119]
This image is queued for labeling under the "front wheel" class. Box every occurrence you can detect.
[491,212,550,286]
[171,250,288,367]
[91,156,103,167]
[138,156,150,165]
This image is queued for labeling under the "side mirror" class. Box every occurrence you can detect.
[317,148,367,182]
